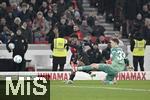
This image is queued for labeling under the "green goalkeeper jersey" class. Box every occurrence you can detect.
[110,47,126,71]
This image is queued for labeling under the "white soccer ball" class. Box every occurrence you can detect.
[8,43,15,50]
[13,55,22,64]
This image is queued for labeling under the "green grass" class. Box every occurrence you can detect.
[50,80,150,100]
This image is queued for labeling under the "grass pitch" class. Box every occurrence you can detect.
[51,80,150,100]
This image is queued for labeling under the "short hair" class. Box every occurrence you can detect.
[111,38,119,44]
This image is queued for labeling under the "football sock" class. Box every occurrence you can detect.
[69,72,76,81]
[106,75,116,81]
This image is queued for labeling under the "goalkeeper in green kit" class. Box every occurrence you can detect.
[73,38,126,84]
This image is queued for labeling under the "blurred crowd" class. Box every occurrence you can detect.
[0,0,109,44]
[0,0,150,45]
[91,0,150,44]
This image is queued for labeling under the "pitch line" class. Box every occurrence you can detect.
[53,85,150,92]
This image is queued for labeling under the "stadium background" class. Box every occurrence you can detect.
[0,0,150,70]
[1,44,150,71]
[0,1,150,100]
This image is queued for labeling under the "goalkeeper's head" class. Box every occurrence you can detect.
[110,38,119,48]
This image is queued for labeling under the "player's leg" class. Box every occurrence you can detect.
[77,63,117,84]
[77,63,111,78]
[77,63,99,71]
[69,71,76,81]
[66,62,94,84]
[65,71,76,84]
[97,64,118,84]
[65,62,78,84]
[104,72,118,84]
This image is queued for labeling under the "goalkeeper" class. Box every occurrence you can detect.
[73,38,126,84]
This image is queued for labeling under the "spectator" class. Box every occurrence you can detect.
[92,21,105,37]
[141,4,150,19]
[47,0,53,5]
[58,17,68,37]
[102,43,111,63]
[57,0,67,17]
[28,4,36,21]
[73,25,83,41]
[5,12,15,29]
[143,18,150,45]
[113,1,123,31]
[79,20,93,37]
[0,2,7,18]
[10,2,20,18]
[47,26,58,44]
[6,28,28,71]
[29,0,39,13]
[74,9,82,25]
[11,17,22,33]
[34,0,43,10]
[0,26,13,44]
[0,17,7,33]
[130,13,144,37]
[97,35,108,44]
[134,13,144,28]
[104,0,116,23]
[74,0,83,15]
[123,0,139,35]
[65,6,74,20]
[87,15,96,27]
[32,11,49,43]
[65,19,74,36]
[18,3,32,22]
[87,43,103,64]
[21,21,33,43]
[96,0,105,15]
[39,1,48,16]
[45,9,58,26]
[52,3,60,22]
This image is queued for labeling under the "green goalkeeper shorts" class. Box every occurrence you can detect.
[97,64,118,76]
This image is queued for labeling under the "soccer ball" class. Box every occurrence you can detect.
[13,55,22,64]
[8,43,15,50]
